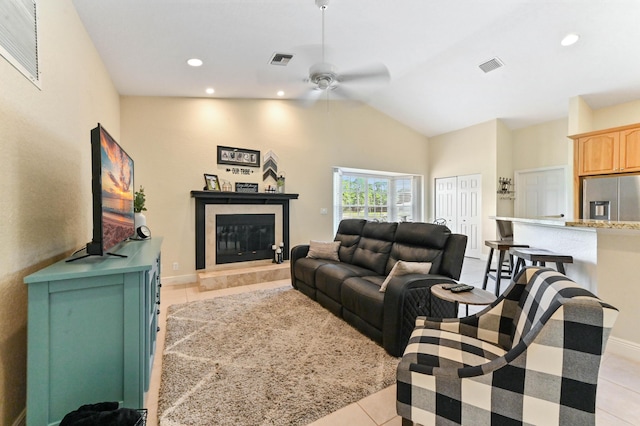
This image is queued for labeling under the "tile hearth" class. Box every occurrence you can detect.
[197,260,290,291]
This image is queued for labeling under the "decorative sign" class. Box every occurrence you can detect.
[263,150,279,182]
[218,146,260,168]
[227,167,253,176]
[235,182,259,193]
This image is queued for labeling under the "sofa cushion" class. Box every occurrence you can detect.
[386,222,450,275]
[315,263,374,303]
[352,222,397,275]
[341,277,386,330]
[379,261,432,292]
[334,219,367,263]
[294,258,336,288]
[307,240,341,261]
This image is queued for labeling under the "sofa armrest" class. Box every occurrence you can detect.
[440,233,467,280]
[289,244,310,289]
[382,274,458,357]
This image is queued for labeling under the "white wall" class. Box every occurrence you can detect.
[0,1,120,424]
[120,97,429,282]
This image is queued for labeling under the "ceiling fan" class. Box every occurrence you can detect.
[298,0,391,106]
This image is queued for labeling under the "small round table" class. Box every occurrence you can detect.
[431,284,497,316]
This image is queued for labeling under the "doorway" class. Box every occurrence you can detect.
[514,167,567,218]
[435,174,482,258]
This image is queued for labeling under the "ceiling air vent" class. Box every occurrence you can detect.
[478,57,504,73]
[270,53,293,66]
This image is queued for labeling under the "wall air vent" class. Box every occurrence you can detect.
[270,53,293,66]
[478,57,504,73]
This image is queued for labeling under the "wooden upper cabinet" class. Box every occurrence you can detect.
[619,128,640,173]
[572,123,640,176]
[578,132,619,175]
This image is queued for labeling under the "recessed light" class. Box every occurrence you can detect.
[277,90,285,97]
[206,88,215,95]
[561,33,580,47]
[187,58,203,67]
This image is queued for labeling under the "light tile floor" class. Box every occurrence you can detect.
[146,257,640,425]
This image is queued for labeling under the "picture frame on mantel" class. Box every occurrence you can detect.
[204,174,221,191]
[217,145,261,168]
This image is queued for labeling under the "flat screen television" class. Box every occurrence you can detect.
[84,123,135,257]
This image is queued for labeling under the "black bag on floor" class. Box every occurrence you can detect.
[60,402,142,426]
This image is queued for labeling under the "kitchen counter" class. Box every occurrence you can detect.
[493,216,640,231]
[491,216,640,354]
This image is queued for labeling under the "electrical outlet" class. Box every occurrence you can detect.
[320,208,328,215]
[172,262,179,270]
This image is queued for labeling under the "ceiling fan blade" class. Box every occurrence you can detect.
[339,63,390,85]
[298,88,324,108]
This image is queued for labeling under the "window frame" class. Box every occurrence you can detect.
[333,167,423,232]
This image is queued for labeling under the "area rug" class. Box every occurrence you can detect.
[157,287,399,425]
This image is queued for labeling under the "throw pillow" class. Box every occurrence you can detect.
[379,261,432,292]
[306,240,341,261]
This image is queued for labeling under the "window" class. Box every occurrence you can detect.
[0,0,40,87]
[333,167,423,231]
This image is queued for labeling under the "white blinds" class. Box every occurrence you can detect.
[0,0,39,87]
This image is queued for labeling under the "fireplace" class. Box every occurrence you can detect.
[216,214,275,264]
[191,191,298,270]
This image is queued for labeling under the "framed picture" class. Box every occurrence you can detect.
[235,182,259,193]
[204,174,221,191]
[217,146,260,168]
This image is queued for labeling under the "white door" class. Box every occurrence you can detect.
[458,174,482,258]
[435,174,482,259]
[515,168,567,218]
[435,177,457,231]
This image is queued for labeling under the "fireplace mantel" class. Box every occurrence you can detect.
[191,191,299,270]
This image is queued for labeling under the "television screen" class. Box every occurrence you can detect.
[87,124,135,255]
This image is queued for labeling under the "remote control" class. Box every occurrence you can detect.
[450,285,475,293]
[441,283,464,290]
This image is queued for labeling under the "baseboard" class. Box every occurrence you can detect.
[161,273,197,286]
[606,336,640,362]
[12,409,26,426]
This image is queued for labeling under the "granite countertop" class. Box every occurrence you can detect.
[493,216,640,231]
[564,219,640,230]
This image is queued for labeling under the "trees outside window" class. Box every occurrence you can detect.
[334,168,422,231]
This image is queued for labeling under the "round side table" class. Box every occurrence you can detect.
[431,284,497,316]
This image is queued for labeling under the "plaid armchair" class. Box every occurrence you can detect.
[396,267,618,425]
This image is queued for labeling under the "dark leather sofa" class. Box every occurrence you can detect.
[290,219,467,357]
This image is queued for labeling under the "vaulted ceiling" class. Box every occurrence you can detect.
[72,0,640,137]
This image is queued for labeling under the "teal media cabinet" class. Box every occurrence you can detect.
[24,238,162,426]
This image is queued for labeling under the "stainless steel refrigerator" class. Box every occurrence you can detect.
[583,175,640,221]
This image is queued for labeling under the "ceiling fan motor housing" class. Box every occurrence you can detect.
[315,0,330,10]
[310,63,338,90]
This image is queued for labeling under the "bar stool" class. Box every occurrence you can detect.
[482,240,529,296]
[509,247,573,277]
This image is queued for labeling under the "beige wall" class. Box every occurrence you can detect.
[120,97,429,282]
[593,99,640,130]
[0,1,120,424]
[511,118,569,171]
[496,120,514,218]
